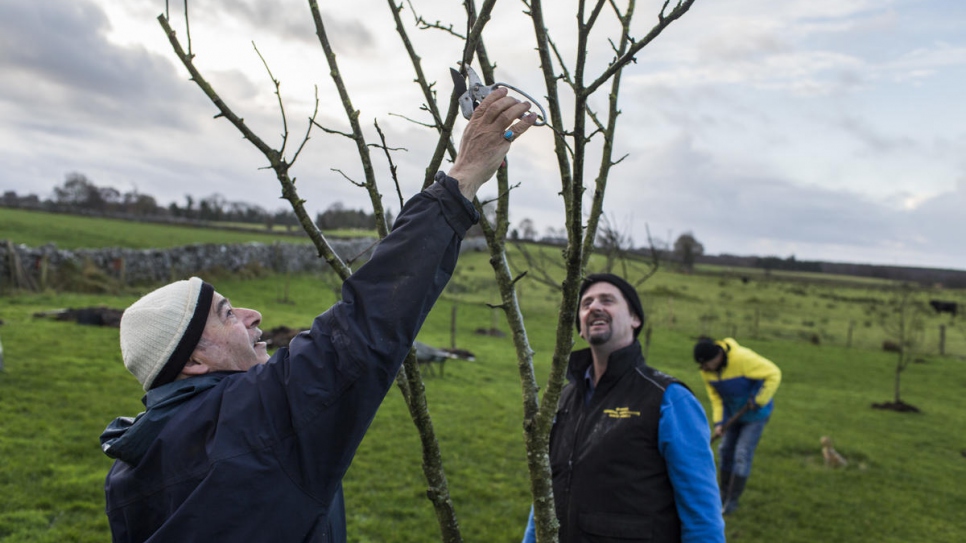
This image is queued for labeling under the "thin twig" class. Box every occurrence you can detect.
[253,41,289,157]
[583,0,697,97]
[388,112,438,129]
[308,0,389,239]
[373,119,406,212]
[183,0,192,58]
[330,168,365,188]
[157,12,350,280]
[290,87,321,166]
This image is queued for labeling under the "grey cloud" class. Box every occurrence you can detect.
[698,30,793,63]
[172,0,376,52]
[0,0,210,130]
[598,134,953,265]
[907,177,966,252]
[837,115,918,155]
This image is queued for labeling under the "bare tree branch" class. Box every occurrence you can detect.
[407,0,466,38]
[389,0,459,161]
[509,241,567,291]
[290,87,321,166]
[308,0,389,238]
[252,42,290,157]
[583,0,697,97]
[373,119,406,212]
[388,111,439,129]
[581,0,636,269]
[311,120,355,140]
[157,13,351,280]
[330,168,365,188]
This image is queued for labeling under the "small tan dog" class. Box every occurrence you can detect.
[821,436,848,468]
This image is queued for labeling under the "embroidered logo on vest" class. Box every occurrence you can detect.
[603,407,641,419]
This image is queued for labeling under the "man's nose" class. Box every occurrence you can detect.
[240,308,262,327]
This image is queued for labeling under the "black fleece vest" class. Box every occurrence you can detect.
[549,342,687,543]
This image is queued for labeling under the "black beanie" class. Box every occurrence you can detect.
[693,338,722,364]
[575,273,645,337]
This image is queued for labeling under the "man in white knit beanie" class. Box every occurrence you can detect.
[119,276,219,390]
[100,89,537,543]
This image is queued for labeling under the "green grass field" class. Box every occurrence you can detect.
[0,207,322,249]
[1,214,965,542]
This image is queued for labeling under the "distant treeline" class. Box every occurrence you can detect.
[5,173,965,287]
[697,253,966,289]
[2,172,385,232]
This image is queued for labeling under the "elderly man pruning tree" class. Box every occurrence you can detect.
[99,88,537,543]
[523,274,725,543]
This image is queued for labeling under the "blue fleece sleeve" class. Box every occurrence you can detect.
[522,505,536,543]
[659,383,725,543]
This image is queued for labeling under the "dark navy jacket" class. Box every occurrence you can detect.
[100,174,477,543]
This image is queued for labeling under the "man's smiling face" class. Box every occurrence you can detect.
[578,282,640,349]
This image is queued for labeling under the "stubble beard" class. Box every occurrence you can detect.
[586,322,612,346]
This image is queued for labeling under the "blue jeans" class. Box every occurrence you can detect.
[718,418,768,478]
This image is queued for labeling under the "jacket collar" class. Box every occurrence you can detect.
[100,372,239,466]
[568,340,644,396]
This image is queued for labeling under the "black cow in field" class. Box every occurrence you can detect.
[929,300,958,317]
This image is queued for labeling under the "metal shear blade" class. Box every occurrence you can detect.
[450,66,547,127]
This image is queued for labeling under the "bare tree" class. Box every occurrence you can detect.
[158,1,698,541]
[875,282,927,411]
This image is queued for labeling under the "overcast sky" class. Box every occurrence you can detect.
[2,0,964,270]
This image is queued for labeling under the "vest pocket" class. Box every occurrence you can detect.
[578,512,652,541]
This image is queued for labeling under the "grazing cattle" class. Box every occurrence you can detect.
[929,300,958,317]
[882,340,901,353]
[413,341,476,377]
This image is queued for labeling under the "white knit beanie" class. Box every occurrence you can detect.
[119,277,214,391]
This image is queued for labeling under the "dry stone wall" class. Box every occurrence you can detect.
[1,236,488,290]
[0,239,378,287]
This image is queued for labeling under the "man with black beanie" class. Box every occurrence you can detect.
[522,273,724,543]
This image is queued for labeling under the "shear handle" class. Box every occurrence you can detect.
[492,83,548,127]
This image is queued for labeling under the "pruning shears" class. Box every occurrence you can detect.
[450,65,548,126]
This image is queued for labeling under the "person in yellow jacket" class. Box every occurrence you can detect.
[693,337,781,515]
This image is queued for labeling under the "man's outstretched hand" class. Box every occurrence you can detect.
[447,87,538,200]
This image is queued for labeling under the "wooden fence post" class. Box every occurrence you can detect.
[939,324,946,356]
[450,304,458,349]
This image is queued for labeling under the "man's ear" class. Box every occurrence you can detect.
[180,357,210,378]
